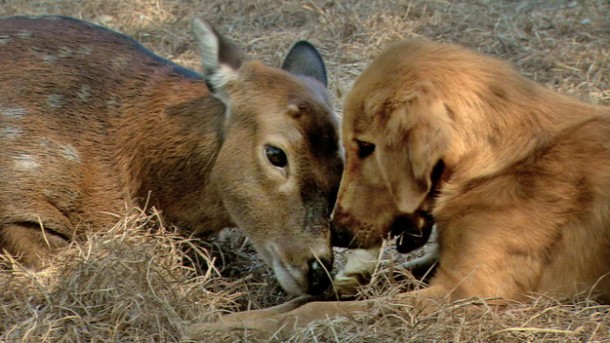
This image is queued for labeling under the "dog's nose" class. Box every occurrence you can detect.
[308,257,333,295]
[331,227,354,248]
[392,212,435,253]
[331,209,356,248]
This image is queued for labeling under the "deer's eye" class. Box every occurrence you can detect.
[356,140,375,159]
[264,145,287,167]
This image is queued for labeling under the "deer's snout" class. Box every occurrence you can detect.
[307,257,333,295]
[265,240,333,296]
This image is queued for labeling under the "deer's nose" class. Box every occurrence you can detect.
[307,257,333,295]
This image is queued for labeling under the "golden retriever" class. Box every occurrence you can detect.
[188,39,610,339]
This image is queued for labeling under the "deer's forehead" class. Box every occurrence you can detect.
[234,61,339,157]
[238,61,328,102]
[301,108,339,154]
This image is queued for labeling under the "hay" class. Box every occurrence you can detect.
[1,0,609,341]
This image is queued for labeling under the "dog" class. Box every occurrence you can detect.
[188,39,610,340]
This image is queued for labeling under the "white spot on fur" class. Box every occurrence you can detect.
[0,126,23,140]
[13,155,40,171]
[77,85,91,102]
[43,54,58,63]
[59,144,81,163]
[42,189,54,197]
[39,138,53,149]
[76,46,93,56]
[111,56,130,71]
[38,138,81,163]
[47,94,63,109]
[0,105,27,118]
[58,47,72,58]
[15,30,32,39]
[106,96,120,107]
[0,35,11,45]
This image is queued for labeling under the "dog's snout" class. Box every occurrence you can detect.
[308,257,332,295]
[392,212,435,253]
[331,209,356,248]
[331,226,354,248]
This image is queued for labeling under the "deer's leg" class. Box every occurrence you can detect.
[186,284,449,341]
[186,299,371,341]
[0,222,69,268]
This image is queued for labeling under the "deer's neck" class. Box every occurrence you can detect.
[115,72,233,235]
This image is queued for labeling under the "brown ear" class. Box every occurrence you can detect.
[377,83,451,213]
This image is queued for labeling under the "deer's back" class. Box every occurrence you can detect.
[0,16,203,233]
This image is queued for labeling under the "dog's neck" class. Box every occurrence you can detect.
[443,78,606,182]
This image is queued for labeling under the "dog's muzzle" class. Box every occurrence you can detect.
[391,211,435,253]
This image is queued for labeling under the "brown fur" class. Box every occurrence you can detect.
[0,16,342,296]
[192,39,610,339]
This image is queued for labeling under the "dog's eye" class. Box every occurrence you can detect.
[264,145,287,167]
[356,140,375,159]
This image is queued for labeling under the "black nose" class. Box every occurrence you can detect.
[392,212,434,253]
[331,228,354,248]
[308,257,333,295]
[331,213,356,248]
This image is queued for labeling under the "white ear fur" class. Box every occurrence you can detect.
[192,19,219,71]
[191,18,238,93]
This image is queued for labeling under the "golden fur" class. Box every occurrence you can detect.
[191,39,610,340]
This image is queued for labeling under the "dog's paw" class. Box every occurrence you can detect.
[333,248,380,297]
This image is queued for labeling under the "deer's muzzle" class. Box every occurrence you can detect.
[307,257,333,295]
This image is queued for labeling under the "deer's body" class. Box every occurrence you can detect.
[0,16,342,296]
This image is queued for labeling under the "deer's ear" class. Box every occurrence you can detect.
[281,41,328,88]
[192,18,246,99]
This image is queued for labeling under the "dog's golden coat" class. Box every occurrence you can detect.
[189,39,610,339]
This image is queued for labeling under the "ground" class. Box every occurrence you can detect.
[1,0,609,342]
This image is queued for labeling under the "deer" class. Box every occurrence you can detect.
[0,15,343,297]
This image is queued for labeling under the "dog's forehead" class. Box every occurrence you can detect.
[345,94,389,139]
[343,79,367,134]
[345,74,399,138]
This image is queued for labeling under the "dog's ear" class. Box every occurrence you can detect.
[377,82,451,213]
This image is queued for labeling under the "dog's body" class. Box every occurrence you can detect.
[191,39,610,339]
[332,40,610,302]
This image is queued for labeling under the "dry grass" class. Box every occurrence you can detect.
[1,0,609,342]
